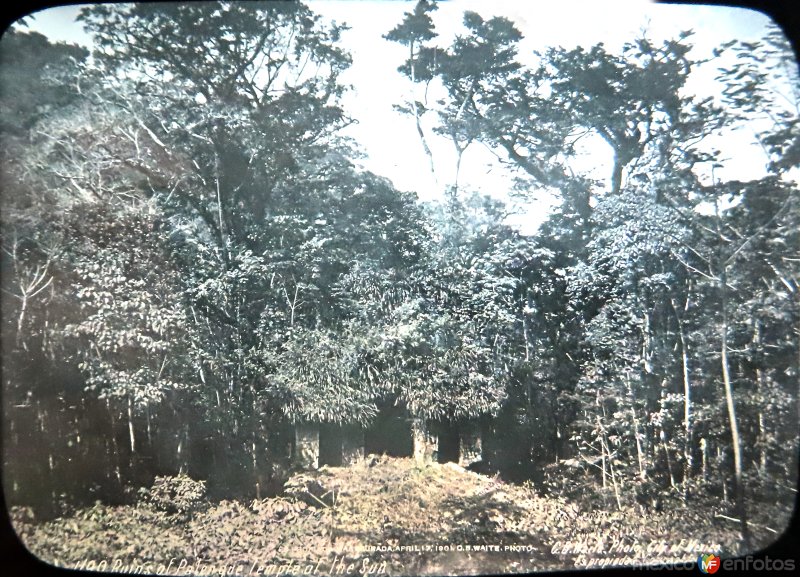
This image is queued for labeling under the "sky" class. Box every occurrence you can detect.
[20,1,789,233]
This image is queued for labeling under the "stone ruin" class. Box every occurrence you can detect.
[293,407,485,470]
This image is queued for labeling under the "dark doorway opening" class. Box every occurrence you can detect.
[364,403,413,457]
[319,423,344,467]
[436,422,460,463]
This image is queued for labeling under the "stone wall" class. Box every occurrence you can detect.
[341,425,365,465]
[295,423,366,467]
[294,423,320,469]
[458,426,483,467]
[412,418,438,463]
[293,419,484,469]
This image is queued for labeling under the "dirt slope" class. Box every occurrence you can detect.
[13,456,765,576]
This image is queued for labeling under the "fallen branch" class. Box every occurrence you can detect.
[715,513,778,534]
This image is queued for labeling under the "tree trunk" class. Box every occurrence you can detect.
[752,320,768,478]
[632,407,646,481]
[409,40,436,181]
[758,412,767,477]
[610,156,624,196]
[16,295,27,348]
[145,404,152,447]
[625,374,646,480]
[672,298,693,494]
[106,399,122,491]
[700,437,708,482]
[642,312,653,374]
[127,396,136,455]
[597,414,621,510]
[177,422,189,475]
[661,429,676,488]
[720,269,750,548]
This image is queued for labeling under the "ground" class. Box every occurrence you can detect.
[10,456,787,575]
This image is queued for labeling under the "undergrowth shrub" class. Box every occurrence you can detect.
[138,474,207,517]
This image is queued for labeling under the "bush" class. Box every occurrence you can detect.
[542,460,595,499]
[139,474,207,517]
[284,473,335,507]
